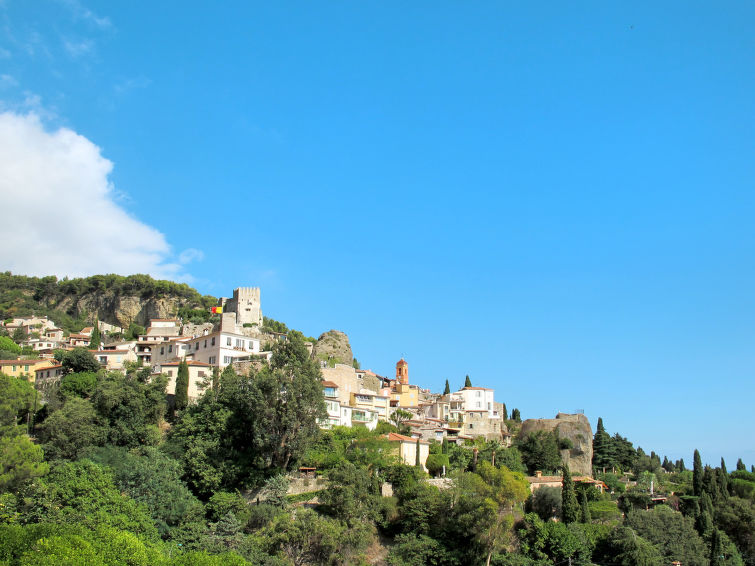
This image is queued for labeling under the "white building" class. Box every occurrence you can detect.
[183,330,261,367]
[454,386,498,418]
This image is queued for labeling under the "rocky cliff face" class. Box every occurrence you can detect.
[53,292,196,329]
[519,413,594,476]
[312,330,353,366]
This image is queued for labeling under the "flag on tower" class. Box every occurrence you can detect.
[211,306,223,314]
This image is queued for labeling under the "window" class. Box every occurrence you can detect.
[248,341,253,349]
[226,337,232,346]
[209,356,216,365]
[204,339,207,348]
[476,401,481,408]
[223,356,232,364]
[211,337,216,346]
[168,345,173,353]
[160,347,164,355]
[236,339,243,348]
[476,391,481,397]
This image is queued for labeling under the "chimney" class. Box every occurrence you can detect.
[535,470,543,478]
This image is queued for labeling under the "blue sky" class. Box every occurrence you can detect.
[1,1,754,468]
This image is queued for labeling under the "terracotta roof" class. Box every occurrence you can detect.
[160,361,211,367]
[321,381,339,387]
[385,432,429,444]
[35,364,63,371]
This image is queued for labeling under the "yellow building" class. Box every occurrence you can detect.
[0,359,57,381]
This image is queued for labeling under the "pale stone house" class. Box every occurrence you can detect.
[386,432,430,471]
[158,360,212,401]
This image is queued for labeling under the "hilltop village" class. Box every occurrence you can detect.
[3,285,592,477]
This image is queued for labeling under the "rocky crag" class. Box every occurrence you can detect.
[519,413,594,476]
[312,330,353,366]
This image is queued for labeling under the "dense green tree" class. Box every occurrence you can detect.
[443,380,450,395]
[91,371,167,448]
[501,403,508,421]
[561,465,579,524]
[59,371,97,399]
[677,458,687,472]
[25,460,159,540]
[88,323,101,350]
[320,461,380,527]
[0,373,36,431]
[625,505,708,566]
[174,360,190,412]
[387,533,451,566]
[694,449,704,497]
[529,485,561,521]
[721,458,731,498]
[593,526,663,566]
[425,453,450,477]
[38,397,105,460]
[84,445,202,536]
[511,408,521,423]
[60,348,100,375]
[736,459,746,471]
[579,490,591,523]
[714,496,755,566]
[236,335,327,471]
[610,433,637,471]
[0,335,21,354]
[517,430,561,474]
[0,431,48,491]
[465,375,472,387]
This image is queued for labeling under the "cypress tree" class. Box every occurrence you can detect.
[174,360,190,412]
[703,466,719,501]
[443,380,450,395]
[561,464,579,524]
[88,322,101,350]
[464,375,472,388]
[415,437,421,468]
[677,458,686,472]
[710,528,725,566]
[580,490,591,523]
[212,366,220,392]
[593,417,614,471]
[693,449,704,496]
[718,459,729,499]
[512,408,521,423]
[502,403,508,421]
[441,437,448,455]
[736,458,746,471]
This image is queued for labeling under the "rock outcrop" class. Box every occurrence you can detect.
[54,293,194,329]
[519,413,593,476]
[312,330,353,366]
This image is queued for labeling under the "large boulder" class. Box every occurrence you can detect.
[312,330,353,366]
[519,413,593,476]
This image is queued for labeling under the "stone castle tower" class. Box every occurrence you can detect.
[222,287,263,327]
[396,358,409,385]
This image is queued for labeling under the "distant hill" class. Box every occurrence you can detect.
[0,272,217,333]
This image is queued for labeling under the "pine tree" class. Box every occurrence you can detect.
[561,464,579,524]
[693,449,704,497]
[580,490,591,523]
[443,380,450,395]
[174,360,190,412]
[88,322,101,350]
[464,375,472,388]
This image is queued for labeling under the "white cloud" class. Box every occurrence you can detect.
[58,0,112,29]
[0,111,194,281]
